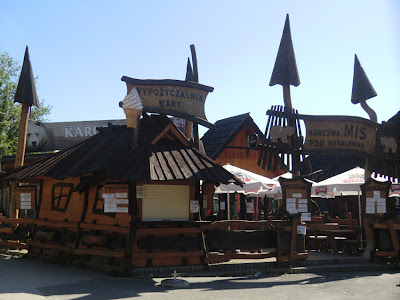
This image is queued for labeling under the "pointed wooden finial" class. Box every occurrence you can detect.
[351,54,377,104]
[185,58,195,81]
[269,14,300,87]
[14,46,39,107]
[190,44,199,83]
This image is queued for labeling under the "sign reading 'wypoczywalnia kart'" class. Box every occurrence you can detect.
[301,115,378,155]
[121,77,214,128]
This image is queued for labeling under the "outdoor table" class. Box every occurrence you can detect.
[317,229,357,253]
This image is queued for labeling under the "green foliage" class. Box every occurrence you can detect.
[0,50,52,157]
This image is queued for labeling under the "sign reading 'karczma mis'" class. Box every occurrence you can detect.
[301,115,378,155]
[121,77,214,128]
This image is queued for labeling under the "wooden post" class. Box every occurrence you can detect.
[184,120,193,140]
[362,216,375,261]
[289,217,298,261]
[10,102,30,218]
[14,102,30,168]
[282,85,292,111]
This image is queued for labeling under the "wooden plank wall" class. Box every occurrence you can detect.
[213,124,283,178]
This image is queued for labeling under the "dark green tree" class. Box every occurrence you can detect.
[0,51,52,156]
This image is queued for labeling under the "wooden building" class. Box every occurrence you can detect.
[201,113,284,178]
[4,114,242,267]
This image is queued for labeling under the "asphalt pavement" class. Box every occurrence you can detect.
[0,253,399,300]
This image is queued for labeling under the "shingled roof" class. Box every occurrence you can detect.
[201,113,264,159]
[6,114,242,185]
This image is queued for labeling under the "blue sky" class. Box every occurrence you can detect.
[1,0,399,136]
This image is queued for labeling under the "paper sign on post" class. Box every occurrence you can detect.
[190,200,199,213]
[298,204,308,213]
[136,186,144,198]
[246,202,254,213]
[104,198,117,212]
[301,212,311,222]
[116,193,128,198]
[377,205,386,214]
[297,225,307,235]
[286,202,297,211]
[117,199,129,204]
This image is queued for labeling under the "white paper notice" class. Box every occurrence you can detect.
[246,202,254,213]
[104,198,117,212]
[298,198,308,204]
[287,202,297,211]
[136,186,144,198]
[287,198,296,203]
[377,198,386,206]
[301,212,311,222]
[297,225,307,235]
[116,193,128,198]
[102,193,115,199]
[377,205,386,214]
[288,209,298,214]
[117,199,129,204]
[366,201,375,214]
[373,191,381,199]
[190,200,199,213]
[20,193,31,200]
[298,204,308,213]
[292,193,302,198]
[220,202,226,210]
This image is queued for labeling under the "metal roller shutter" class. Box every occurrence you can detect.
[142,185,190,221]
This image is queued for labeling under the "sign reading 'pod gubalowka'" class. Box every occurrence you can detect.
[300,115,378,156]
[121,77,214,128]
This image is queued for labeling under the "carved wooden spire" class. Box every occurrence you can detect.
[14,46,39,107]
[351,54,377,122]
[269,14,300,88]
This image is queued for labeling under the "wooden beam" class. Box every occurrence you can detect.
[33,219,79,228]
[80,222,129,234]
[27,240,73,252]
[73,248,125,259]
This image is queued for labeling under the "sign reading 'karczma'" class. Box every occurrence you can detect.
[121,77,214,128]
[301,115,378,155]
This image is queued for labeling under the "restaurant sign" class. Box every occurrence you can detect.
[122,77,214,128]
[301,115,378,155]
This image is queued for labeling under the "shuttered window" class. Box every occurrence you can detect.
[142,185,189,221]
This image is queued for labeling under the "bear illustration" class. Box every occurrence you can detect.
[380,136,397,154]
[26,121,55,152]
[269,125,295,144]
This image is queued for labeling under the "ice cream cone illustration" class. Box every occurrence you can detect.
[121,87,143,128]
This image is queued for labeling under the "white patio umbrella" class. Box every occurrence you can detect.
[311,167,365,198]
[311,167,399,198]
[215,163,278,196]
